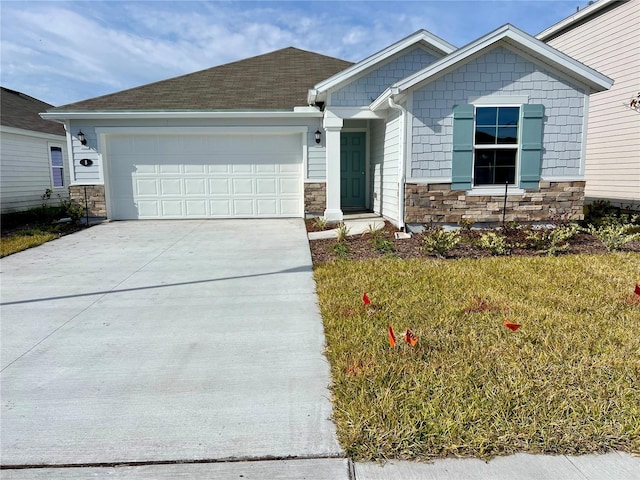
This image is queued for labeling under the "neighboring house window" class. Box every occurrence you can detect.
[451,103,543,191]
[473,106,519,186]
[50,146,64,188]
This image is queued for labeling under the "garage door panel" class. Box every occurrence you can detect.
[233,200,254,216]
[257,199,277,215]
[256,179,277,194]
[138,201,159,217]
[159,164,181,174]
[135,164,157,174]
[256,164,276,174]
[209,179,230,194]
[280,199,300,215]
[184,165,206,174]
[184,179,205,195]
[279,163,300,173]
[160,179,181,195]
[160,200,183,217]
[108,133,302,219]
[208,164,229,174]
[186,201,206,216]
[210,200,231,215]
[280,178,300,194]
[232,164,253,174]
[232,179,254,195]
[133,137,156,153]
[136,180,158,195]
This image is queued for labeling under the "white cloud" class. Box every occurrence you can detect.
[0,0,579,106]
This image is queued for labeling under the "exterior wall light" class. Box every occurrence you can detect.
[315,129,322,144]
[77,130,87,145]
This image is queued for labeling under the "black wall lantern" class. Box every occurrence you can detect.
[315,129,322,144]
[77,130,87,145]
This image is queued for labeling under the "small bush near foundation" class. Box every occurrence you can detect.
[336,222,350,242]
[587,223,640,251]
[313,216,328,230]
[420,228,460,258]
[526,225,580,256]
[478,231,511,255]
[331,241,349,257]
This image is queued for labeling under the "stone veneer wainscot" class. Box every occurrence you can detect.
[405,181,585,224]
[69,185,106,217]
[304,182,326,215]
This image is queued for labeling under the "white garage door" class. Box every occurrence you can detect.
[107,133,303,219]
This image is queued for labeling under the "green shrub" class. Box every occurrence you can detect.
[587,223,640,251]
[420,228,460,258]
[331,241,349,257]
[526,225,579,256]
[478,231,511,255]
[313,216,328,230]
[336,222,350,242]
[371,236,395,254]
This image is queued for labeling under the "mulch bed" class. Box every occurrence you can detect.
[307,220,640,264]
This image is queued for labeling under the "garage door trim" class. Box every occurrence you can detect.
[98,126,308,220]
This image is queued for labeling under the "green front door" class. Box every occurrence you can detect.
[340,132,366,209]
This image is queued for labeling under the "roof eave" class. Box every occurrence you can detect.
[313,30,457,95]
[40,109,324,121]
[537,0,618,41]
[391,24,613,97]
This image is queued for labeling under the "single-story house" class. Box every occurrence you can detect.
[538,0,639,209]
[41,24,612,228]
[1,87,70,213]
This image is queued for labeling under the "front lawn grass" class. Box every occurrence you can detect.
[314,253,640,460]
[1,225,73,257]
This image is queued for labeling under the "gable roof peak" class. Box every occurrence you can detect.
[309,28,456,102]
[371,22,613,111]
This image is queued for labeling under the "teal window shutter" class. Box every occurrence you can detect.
[451,104,474,190]
[520,104,544,189]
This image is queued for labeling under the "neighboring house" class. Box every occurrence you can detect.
[42,25,612,227]
[538,0,640,210]
[1,88,70,213]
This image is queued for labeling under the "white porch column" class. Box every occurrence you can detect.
[323,112,343,221]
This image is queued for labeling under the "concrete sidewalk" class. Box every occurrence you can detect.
[3,451,637,479]
[307,212,386,240]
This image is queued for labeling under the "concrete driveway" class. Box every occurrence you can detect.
[1,220,345,476]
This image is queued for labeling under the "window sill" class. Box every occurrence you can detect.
[466,187,525,196]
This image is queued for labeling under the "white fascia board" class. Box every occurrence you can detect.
[327,107,386,119]
[94,126,309,136]
[537,0,618,40]
[0,125,67,141]
[389,24,613,96]
[313,30,457,94]
[40,110,323,121]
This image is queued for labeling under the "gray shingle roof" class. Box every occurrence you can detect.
[51,47,353,112]
[1,87,65,135]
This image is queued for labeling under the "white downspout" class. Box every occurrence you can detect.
[388,95,407,230]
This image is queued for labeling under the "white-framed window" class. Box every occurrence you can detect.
[473,106,520,187]
[49,145,64,188]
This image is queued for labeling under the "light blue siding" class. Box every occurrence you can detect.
[332,47,441,107]
[371,111,400,223]
[410,46,586,180]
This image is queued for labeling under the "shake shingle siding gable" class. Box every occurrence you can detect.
[331,47,442,107]
[51,48,353,112]
[410,46,586,180]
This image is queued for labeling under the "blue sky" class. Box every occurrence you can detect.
[1,0,587,107]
